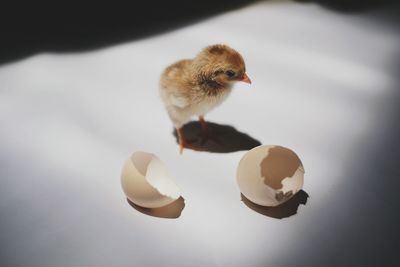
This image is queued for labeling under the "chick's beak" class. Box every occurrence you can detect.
[241,73,251,84]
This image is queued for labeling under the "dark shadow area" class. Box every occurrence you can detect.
[275,95,400,266]
[127,197,185,219]
[241,190,309,219]
[173,121,261,153]
[0,0,256,65]
[297,0,397,12]
[2,0,398,65]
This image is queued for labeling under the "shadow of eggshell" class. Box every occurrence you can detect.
[127,197,185,219]
[237,145,305,207]
[121,151,181,208]
[241,190,309,219]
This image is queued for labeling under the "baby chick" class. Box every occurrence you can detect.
[159,44,251,153]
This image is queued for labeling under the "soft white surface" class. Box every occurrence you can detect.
[1,1,399,266]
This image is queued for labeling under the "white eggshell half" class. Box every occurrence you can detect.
[237,145,305,207]
[121,151,180,208]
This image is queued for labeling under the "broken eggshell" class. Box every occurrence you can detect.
[237,145,305,207]
[121,151,181,208]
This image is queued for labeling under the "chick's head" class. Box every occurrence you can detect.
[194,44,251,86]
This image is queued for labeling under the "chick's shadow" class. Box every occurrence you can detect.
[241,190,309,219]
[127,197,185,219]
[173,121,261,153]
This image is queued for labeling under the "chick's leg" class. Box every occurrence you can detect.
[198,116,221,145]
[176,127,198,154]
[176,127,185,154]
[199,115,208,135]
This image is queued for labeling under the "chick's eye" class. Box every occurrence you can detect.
[226,70,235,78]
